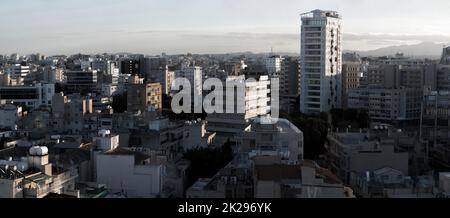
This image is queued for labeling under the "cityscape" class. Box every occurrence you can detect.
[1,1,450,203]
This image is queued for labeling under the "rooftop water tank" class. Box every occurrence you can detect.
[29,146,48,156]
[29,146,40,155]
[98,129,111,137]
[35,146,49,156]
[51,135,61,140]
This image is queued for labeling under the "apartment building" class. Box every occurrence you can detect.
[300,9,342,113]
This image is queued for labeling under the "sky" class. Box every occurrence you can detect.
[1,0,450,55]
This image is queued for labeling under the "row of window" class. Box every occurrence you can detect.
[305,33,322,37]
[304,56,322,61]
[306,45,321,49]
[305,51,321,55]
[304,27,322,31]
[304,20,326,26]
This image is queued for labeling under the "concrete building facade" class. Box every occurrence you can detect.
[300,9,342,113]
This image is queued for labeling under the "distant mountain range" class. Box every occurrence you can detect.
[346,42,447,59]
[100,42,448,59]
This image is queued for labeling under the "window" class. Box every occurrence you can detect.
[308,86,320,91]
[305,27,322,31]
[307,104,320,108]
[305,56,321,61]
[306,45,321,50]
[306,74,321,79]
[308,98,320,102]
[306,33,321,37]
[308,80,320,85]
[306,39,321,44]
[305,51,321,55]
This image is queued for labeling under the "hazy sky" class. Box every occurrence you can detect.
[1,0,450,55]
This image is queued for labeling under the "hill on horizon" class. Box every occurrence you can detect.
[346,41,448,59]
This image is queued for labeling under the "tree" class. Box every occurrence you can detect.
[357,109,370,129]
[287,112,330,159]
[112,92,127,113]
[344,109,358,121]
[183,140,234,187]
[330,108,369,129]
[55,83,67,94]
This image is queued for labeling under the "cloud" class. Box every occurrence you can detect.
[123,30,190,34]
[182,32,299,41]
[342,33,450,51]
[344,33,450,43]
[3,28,450,55]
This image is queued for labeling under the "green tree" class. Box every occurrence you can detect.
[357,109,370,128]
[112,92,127,113]
[287,112,330,159]
[183,141,234,187]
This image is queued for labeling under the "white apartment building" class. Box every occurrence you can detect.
[206,75,271,144]
[7,64,30,78]
[300,9,342,113]
[236,117,304,164]
[175,65,202,109]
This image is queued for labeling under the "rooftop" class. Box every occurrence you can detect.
[189,178,213,191]
[255,161,342,185]
[250,117,303,134]
[255,164,302,181]
[104,148,151,164]
[301,9,341,19]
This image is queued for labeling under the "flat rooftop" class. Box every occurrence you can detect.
[189,178,213,191]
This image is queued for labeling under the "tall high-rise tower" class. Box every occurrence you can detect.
[300,9,342,114]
